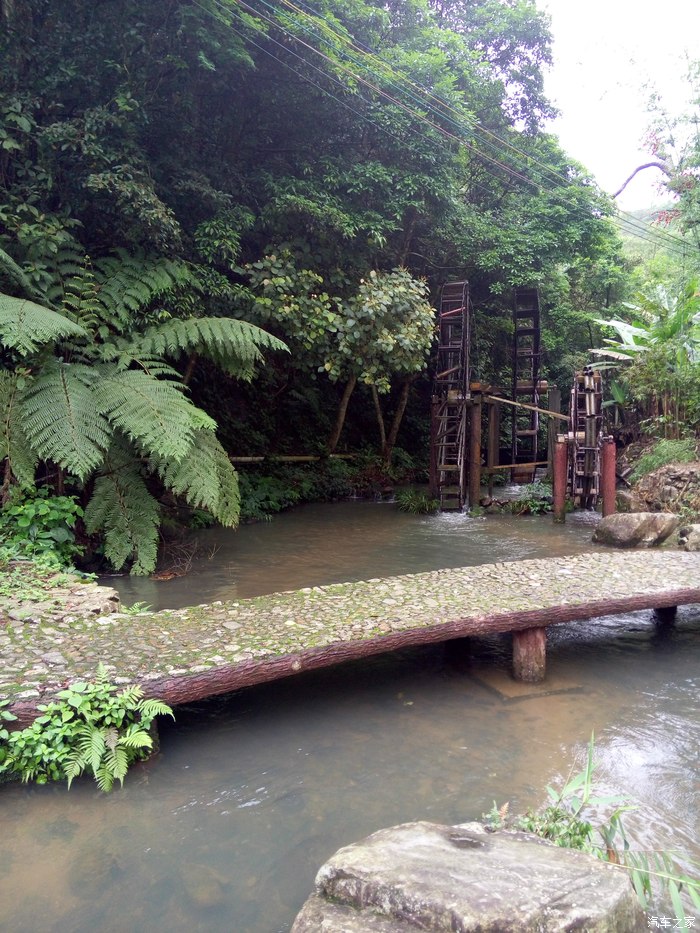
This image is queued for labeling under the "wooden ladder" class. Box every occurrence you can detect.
[430,282,470,510]
[511,286,541,483]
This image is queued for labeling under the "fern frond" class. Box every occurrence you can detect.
[87,726,108,773]
[150,429,240,526]
[104,744,129,784]
[64,753,85,790]
[83,441,161,574]
[0,247,35,299]
[134,317,287,377]
[0,371,37,488]
[20,361,111,478]
[0,294,88,356]
[139,699,174,720]
[94,764,116,793]
[119,730,153,750]
[94,253,191,331]
[95,369,214,462]
[116,685,144,708]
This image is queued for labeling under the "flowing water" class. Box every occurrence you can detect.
[1,502,698,932]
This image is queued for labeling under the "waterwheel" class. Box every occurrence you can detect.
[568,367,603,509]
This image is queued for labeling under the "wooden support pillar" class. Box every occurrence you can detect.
[513,627,547,682]
[469,396,482,509]
[552,437,568,523]
[547,387,561,480]
[486,399,500,498]
[653,606,677,626]
[601,436,617,517]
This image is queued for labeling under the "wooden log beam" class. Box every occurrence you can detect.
[483,395,569,421]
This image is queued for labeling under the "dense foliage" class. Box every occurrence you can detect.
[0,664,173,791]
[2,0,692,568]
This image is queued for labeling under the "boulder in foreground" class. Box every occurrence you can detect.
[292,821,645,932]
[592,512,679,548]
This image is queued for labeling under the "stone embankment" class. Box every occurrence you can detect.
[1,551,699,724]
[619,461,700,518]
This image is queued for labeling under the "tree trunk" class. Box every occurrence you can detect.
[371,385,387,455]
[183,352,199,387]
[383,377,415,466]
[328,375,357,453]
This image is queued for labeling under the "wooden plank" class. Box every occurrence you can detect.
[230,454,356,463]
[483,460,548,472]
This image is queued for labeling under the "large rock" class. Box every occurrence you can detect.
[679,524,700,552]
[592,512,679,548]
[292,821,645,932]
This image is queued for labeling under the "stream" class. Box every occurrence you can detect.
[0,501,698,932]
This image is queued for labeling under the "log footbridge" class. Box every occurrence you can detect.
[3,551,699,722]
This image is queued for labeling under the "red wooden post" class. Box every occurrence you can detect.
[469,396,482,509]
[552,436,568,523]
[513,627,546,682]
[601,436,617,517]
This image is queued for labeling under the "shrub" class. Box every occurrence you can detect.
[0,486,83,566]
[0,664,173,791]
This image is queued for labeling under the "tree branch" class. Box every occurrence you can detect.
[612,162,669,199]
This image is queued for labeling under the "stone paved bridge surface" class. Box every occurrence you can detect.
[1,551,699,722]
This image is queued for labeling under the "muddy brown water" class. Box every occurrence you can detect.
[1,502,698,932]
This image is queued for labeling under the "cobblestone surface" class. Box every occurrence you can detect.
[1,551,698,711]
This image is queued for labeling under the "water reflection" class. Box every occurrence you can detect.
[1,504,698,932]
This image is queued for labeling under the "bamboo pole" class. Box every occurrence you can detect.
[483,395,569,421]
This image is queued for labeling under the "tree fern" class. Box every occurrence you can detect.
[150,428,240,526]
[0,371,37,490]
[0,294,87,356]
[134,317,287,377]
[84,442,161,574]
[1,243,282,572]
[95,369,214,463]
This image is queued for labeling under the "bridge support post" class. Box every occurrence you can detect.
[654,606,677,626]
[601,436,617,517]
[512,627,546,682]
[469,396,482,509]
[552,437,568,523]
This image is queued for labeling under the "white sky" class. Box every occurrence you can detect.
[538,0,699,211]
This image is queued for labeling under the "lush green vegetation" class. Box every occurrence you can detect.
[629,438,698,483]
[395,487,439,514]
[0,664,173,791]
[0,2,698,571]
